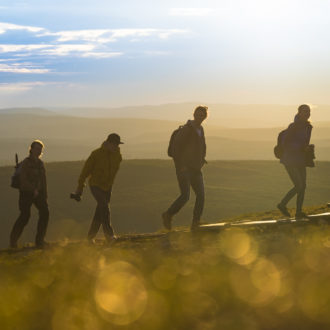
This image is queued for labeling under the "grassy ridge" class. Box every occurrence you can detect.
[1,160,330,249]
[1,205,330,329]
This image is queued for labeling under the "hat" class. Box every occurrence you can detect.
[107,133,124,145]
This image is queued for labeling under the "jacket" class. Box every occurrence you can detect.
[78,143,122,192]
[172,120,206,171]
[20,156,47,197]
[281,116,313,167]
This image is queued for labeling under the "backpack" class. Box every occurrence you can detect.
[11,153,23,189]
[274,129,288,159]
[167,125,184,157]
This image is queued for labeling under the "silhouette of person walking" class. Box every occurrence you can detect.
[163,105,208,230]
[10,140,49,249]
[277,104,313,219]
[74,133,123,244]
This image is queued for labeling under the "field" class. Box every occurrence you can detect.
[1,160,330,249]
[1,204,330,330]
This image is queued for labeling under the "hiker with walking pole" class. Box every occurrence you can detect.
[275,104,315,220]
[9,140,49,249]
[73,133,123,245]
[162,105,208,231]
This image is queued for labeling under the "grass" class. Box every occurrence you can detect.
[1,205,330,329]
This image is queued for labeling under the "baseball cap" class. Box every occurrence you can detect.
[107,133,124,145]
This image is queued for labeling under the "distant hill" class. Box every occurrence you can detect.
[0,112,330,164]
[0,107,56,116]
[2,103,330,127]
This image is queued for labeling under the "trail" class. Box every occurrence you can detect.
[1,210,330,256]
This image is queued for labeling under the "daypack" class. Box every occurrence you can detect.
[274,129,288,159]
[11,153,23,189]
[168,125,184,157]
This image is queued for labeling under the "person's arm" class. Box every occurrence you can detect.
[41,162,47,199]
[306,124,312,145]
[76,152,96,194]
[202,127,207,164]
[111,153,122,181]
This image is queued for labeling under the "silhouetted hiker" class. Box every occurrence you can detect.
[163,105,208,230]
[10,140,49,249]
[74,133,123,244]
[277,104,313,220]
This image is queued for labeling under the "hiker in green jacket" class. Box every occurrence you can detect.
[75,133,123,244]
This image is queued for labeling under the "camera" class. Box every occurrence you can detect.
[70,192,81,202]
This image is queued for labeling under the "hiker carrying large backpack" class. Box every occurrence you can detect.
[276,104,314,220]
[162,105,208,231]
[9,140,49,249]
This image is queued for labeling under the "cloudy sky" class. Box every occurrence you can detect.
[1,0,330,108]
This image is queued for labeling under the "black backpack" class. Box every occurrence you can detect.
[274,129,288,159]
[167,125,184,157]
[11,153,23,189]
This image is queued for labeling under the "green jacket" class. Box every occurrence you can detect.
[78,143,122,192]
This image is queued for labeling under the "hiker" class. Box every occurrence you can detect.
[74,133,123,244]
[10,140,49,249]
[277,104,313,220]
[162,105,208,230]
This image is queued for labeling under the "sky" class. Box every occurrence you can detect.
[1,0,330,108]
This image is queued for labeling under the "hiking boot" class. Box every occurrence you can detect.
[105,235,117,245]
[277,203,291,217]
[162,211,172,231]
[295,212,309,220]
[191,221,201,231]
[88,238,96,245]
[9,242,18,249]
[35,241,50,249]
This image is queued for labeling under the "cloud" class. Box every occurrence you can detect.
[0,63,50,74]
[0,44,52,52]
[0,43,123,59]
[169,8,213,16]
[39,28,188,43]
[0,22,45,35]
[0,82,47,93]
[0,81,75,94]
[80,52,123,59]
[40,44,96,56]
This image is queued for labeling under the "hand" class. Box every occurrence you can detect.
[75,188,83,196]
[33,189,39,198]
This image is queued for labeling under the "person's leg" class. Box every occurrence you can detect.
[100,188,115,241]
[9,191,33,247]
[279,165,300,207]
[295,167,307,215]
[88,186,103,240]
[190,170,205,228]
[34,195,49,247]
[90,186,114,242]
[167,170,191,216]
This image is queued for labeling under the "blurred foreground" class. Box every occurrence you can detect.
[1,205,330,330]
